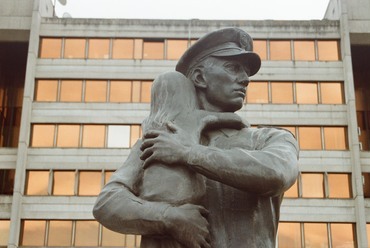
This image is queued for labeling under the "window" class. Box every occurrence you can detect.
[298,127,322,150]
[56,125,80,147]
[140,81,152,103]
[320,82,344,104]
[246,82,269,103]
[0,170,15,195]
[143,40,164,59]
[284,180,298,198]
[48,220,72,246]
[107,125,131,148]
[82,125,105,148]
[318,40,340,61]
[328,174,352,198]
[323,127,347,150]
[133,39,143,59]
[112,39,134,59]
[278,222,301,248]
[304,223,328,247]
[0,220,10,246]
[21,220,46,246]
[102,227,126,246]
[109,81,132,102]
[35,80,58,102]
[296,82,318,104]
[271,82,293,104]
[78,171,101,196]
[64,38,86,59]
[253,40,267,60]
[75,221,99,246]
[85,80,107,102]
[60,80,83,102]
[301,173,325,198]
[31,124,55,147]
[270,40,291,60]
[167,40,188,60]
[39,38,62,58]
[88,39,110,59]
[294,40,315,61]
[52,171,75,195]
[25,171,49,195]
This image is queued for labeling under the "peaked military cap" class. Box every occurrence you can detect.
[176,27,261,77]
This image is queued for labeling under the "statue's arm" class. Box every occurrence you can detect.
[187,128,299,196]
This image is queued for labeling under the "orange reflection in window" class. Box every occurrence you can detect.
[143,40,164,59]
[39,38,62,58]
[324,127,347,150]
[110,81,132,102]
[167,40,188,60]
[25,171,49,195]
[78,171,101,196]
[284,180,298,198]
[298,127,322,150]
[102,227,126,246]
[52,171,75,195]
[60,80,83,102]
[253,40,267,60]
[318,40,340,61]
[48,220,72,246]
[0,220,10,246]
[270,40,291,60]
[296,82,318,104]
[56,125,80,147]
[112,39,134,59]
[246,82,269,103]
[134,39,143,59]
[105,171,113,184]
[301,173,324,198]
[331,223,355,247]
[278,222,301,248]
[328,174,351,198]
[85,80,107,102]
[271,82,293,104]
[21,220,46,246]
[64,38,86,59]
[304,223,328,247]
[141,81,152,103]
[320,82,343,104]
[294,41,315,61]
[82,125,105,148]
[31,124,55,147]
[74,221,99,246]
[130,125,141,147]
[132,81,141,102]
[88,39,110,59]
[35,80,58,102]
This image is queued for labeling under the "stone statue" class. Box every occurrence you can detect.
[93,27,299,248]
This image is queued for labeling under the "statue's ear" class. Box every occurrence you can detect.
[192,68,207,89]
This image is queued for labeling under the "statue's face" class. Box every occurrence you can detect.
[201,57,250,112]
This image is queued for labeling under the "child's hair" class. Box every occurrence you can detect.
[142,71,197,133]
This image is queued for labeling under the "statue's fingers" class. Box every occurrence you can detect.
[166,121,179,133]
[140,147,153,161]
[140,139,155,151]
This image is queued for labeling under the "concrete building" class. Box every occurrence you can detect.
[0,0,369,247]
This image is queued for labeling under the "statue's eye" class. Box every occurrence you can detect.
[224,63,239,72]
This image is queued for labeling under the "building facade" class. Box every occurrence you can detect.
[0,0,370,247]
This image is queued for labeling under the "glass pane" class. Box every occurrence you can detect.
[48,220,72,246]
[60,80,83,102]
[74,221,99,246]
[320,82,343,104]
[133,39,143,59]
[31,124,55,147]
[105,171,113,184]
[280,126,296,137]
[85,80,107,102]
[56,125,80,147]
[107,125,130,148]
[328,174,351,198]
[110,81,132,102]
[324,127,347,150]
[294,40,315,61]
[39,38,62,58]
[247,82,269,103]
[253,40,267,60]
[126,234,137,247]
[167,40,188,60]
[112,39,134,59]
[304,223,328,247]
[296,82,318,104]
[130,125,141,147]
[367,224,370,246]
[141,81,152,103]
[35,80,58,101]
[132,81,141,102]
[64,38,86,59]
[143,40,164,59]
[278,222,301,248]
[0,220,10,246]
[82,125,105,148]
[78,171,101,196]
[318,40,340,61]
[298,127,322,150]
[284,180,298,198]
[270,40,291,60]
[88,39,110,59]
[52,171,75,195]
[271,82,293,104]
[301,173,324,198]
[26,171,49,195]
[21,220,46,246]
[102,227,125,246]
[331,223,355,248]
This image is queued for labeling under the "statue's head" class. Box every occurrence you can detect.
[176,27,261,78]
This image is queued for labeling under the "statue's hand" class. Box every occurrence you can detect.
[140,122,193,168]
[163,203,210,248]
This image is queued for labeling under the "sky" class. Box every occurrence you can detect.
[55,0,331,20]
